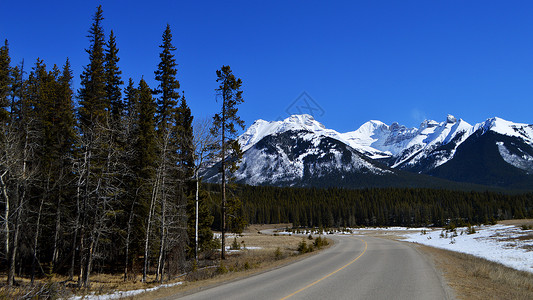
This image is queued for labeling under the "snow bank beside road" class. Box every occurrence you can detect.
[404,224,533,273]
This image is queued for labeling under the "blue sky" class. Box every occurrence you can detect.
[1,1,533,132]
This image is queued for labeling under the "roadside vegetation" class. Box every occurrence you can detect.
[420,244,533,300]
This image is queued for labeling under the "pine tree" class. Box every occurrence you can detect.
[0,40,10,125]
[154,24,179,131]
[121,77,141,281]
[105,30,123,123]
[49,59,76,271]
[211,65,245,259]
[124,78,137,119]
[78,5,107,130]
[75,5,112,288]
[136,79,157,179]
[143,23,188,282]
[176,94,194,182]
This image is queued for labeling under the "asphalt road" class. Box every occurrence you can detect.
[175,235,452,300]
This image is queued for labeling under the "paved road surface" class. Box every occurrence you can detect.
[174,235,452,300]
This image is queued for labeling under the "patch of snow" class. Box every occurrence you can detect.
[404,224,533,273]
[69,282,183,300]
[497,142,533,173]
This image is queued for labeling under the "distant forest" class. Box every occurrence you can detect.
[206,184,533,228]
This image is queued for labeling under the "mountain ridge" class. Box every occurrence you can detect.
[206,114,533,190]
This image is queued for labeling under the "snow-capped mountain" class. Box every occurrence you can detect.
[204,116,394,187]
[238,115,346,152]
[205,114,533,189]
[343,114,473,170]
[429,117,533,188]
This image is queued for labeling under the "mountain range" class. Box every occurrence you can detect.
[203,114,533,190]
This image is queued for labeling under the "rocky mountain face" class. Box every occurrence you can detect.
[203,114,533,189]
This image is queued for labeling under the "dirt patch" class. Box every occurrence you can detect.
[498,219,533,226]
[244,223,292,234]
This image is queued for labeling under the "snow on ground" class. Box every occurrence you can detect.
[275,227,430,236]
[404,224,533,273]
[69,281,183,300]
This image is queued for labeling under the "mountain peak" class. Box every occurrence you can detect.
[284,114,325,129]
[239,114,333,151]
[446,114,457,123]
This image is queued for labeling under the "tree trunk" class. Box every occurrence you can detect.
[1,170,9,268]
[70,159,85,281]
[156,183,166,283]
[31,196,45,285]
[195,171,199,263]
[123,195,136,281]
[52,193,61,270]
[7,191,21,286]
[221,98,226,260]
[143,168,160,283]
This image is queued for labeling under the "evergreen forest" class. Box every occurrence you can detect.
[206,185,533,228]
[0,6,227,287]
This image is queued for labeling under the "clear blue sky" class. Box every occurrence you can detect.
[2,1,533,132]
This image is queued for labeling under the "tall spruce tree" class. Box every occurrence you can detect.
[105,30,123,123]
[124,78,137,119]
[154,24,179,130]
[176,94,194,181]
[76,5,111,288]
[0,40,10,125]
[146,23,190,282]
[49,59,76,271]
[78,5,107,130]
[211,65,245,259]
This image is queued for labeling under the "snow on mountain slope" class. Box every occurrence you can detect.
[474,117,533,143]
[496,142,533,174]
[390,115,473,169]
[239,114,346,152]
[239,114,474,164]
[206,129,391,187]
[340,115,473,169]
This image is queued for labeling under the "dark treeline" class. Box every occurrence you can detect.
[0,6,220,287]
[216,185,533,228]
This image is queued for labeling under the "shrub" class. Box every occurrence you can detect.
[521,224,533,230]
[274,247,282,260]
[230,237,240,250]
[313,236,329,249]
[297,239,309,254]
[217,263,228,274]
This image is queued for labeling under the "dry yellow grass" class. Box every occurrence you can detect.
[415,244,533,300]
[498,219,533,226]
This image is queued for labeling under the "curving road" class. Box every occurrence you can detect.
[173,236,452,300]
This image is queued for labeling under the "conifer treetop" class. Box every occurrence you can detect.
[154,24,180,130]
